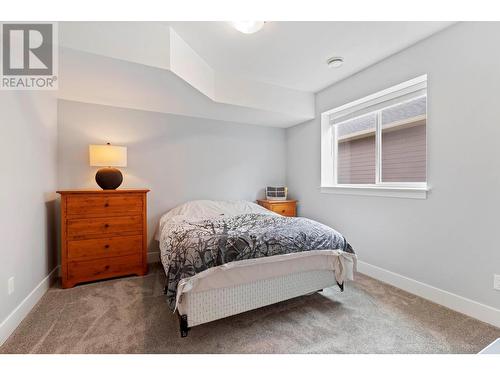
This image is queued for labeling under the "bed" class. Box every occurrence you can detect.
[157,200,356,337]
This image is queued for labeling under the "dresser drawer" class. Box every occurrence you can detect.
[269,203,296,217]
[67,215,143,240]
[66,194,143,218]
[67,235,142,261]
[68,254,142,281]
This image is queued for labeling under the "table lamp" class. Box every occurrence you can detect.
[89,143,127,190]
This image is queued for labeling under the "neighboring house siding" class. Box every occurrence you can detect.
[382,123,426,182]
[338,135,376,184]
[338,122,425,183]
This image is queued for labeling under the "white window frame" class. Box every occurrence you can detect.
[321,75,429,199]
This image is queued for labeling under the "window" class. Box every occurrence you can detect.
[321,75,428,199]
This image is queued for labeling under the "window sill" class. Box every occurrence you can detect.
[320,185,429,199]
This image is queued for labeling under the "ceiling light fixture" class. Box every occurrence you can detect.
[327,56,344,68]
[231,21,265,34]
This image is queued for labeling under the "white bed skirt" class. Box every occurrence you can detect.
[176,250,356,328]
[178,269,338,327]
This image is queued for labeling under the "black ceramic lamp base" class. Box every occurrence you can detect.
[95,168,123,190]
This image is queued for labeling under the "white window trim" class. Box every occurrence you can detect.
[320,75,429,199]
[320,185,429,199]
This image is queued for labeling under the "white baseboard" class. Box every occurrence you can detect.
[147,251,160,264]
[357,260,500,328]
[0,267,59,346]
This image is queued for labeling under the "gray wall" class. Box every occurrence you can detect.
[0,92,58,324]
[286,22,500,310]
[58,100,286,254]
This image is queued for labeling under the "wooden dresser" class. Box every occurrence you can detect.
[256,199,297,217]
[57,189,149,288]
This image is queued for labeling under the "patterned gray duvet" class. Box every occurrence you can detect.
[159,213,355,310]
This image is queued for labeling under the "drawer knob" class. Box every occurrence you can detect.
[104,224,109,228]
[104,244,110,249]
[104,203,109,207]
[104,265,110,270]
[281,210,285,213]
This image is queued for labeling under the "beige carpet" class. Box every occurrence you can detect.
[1,263,498,354]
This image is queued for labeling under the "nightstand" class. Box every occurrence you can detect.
[57,189,149,288]
[256,199,297,217]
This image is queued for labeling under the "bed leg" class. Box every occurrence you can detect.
[178,314,190,338]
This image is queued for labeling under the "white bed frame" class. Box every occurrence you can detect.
[175,269,340,337]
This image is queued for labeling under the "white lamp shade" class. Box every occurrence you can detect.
[89,144,127,167]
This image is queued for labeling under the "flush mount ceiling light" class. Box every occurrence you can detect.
[327,56,344,68]
[231,21,265,34]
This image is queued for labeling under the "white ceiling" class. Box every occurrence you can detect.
[59,21,454,127]
[58,48,308,128]
[169,21,454,92]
